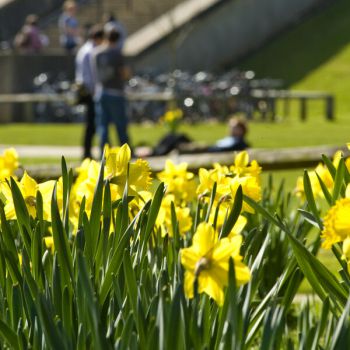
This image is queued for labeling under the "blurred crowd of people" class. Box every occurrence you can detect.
[76,21,130,159]
[11,1,251,158]
[72,6,130,158]
[13,0,127,54]
[13,1,130,158]
[14,14,49,53]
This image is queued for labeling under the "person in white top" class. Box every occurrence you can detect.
[75,24,104,159]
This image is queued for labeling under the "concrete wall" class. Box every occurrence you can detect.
[0,0,64,41]
[0,53,74,122]
[0,53,74,93]
[131,0,330,73]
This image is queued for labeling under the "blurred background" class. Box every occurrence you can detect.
[0,0,349,179]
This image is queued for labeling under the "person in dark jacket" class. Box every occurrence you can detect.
[92,25,131,156]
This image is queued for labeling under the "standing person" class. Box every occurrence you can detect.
[58,1,80,53]
[103,13,127,52]
[92,26,131,156]
[75,24,104,159]
[14,15,44,53]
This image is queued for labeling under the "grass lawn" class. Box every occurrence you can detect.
[2,1,350,151]
[0,117,349,149]
[239,0,350,123]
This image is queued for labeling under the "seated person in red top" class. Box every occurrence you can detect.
[14,15,44,53]
[208,116,249,152]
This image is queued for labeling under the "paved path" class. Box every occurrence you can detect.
[0,144,98,159]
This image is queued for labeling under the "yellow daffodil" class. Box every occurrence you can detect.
[163,108,183,123]
[2,172,38,219]
[231,175,261,213]
[0,172,62,221]
[161,108,183,133]
[295,152,339,200]
[0,148,19,180]
[208,199,247,233]
[44,236,55,253]
[230,151,261,183]
[181,222,250,306]
[105,144,131,179]
[106,144,152,200]
[322,198,350,249]
[228,215,247,238]
[158,195,193,237]
[71,159,100,217]
[197,167,231,202]
[158,160,196,203]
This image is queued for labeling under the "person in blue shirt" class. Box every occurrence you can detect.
[103,13,127,52]
[208,116,249,152]
[58,1,80,52]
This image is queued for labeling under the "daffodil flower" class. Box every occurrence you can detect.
[322,198,350,249]
[158,160,196,203]
[0,148,19,180]
[181,222,250,305]
[157,194,192,237]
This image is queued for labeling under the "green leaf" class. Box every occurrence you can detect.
[205,182,217,223]
[118,312,134,348]
[298,209,322,229]
[243,195,286,232]
[89,160,104,256]
[330,296,350,350]
[123,250,146,344]
[62,286,73,340]
[77,252,105,350]
[312,297,330,350]
[99,207,144,305]
[31,224,42,283]
[95,181,112,269]
[166,285,183,350]
[220,186,243,238]
[332,157,345,202]
[78,196,86,230]
[61,156,69,213]
[36,294,65,350]
[123,250,138,313]
[0,319,20,349]
[315,172,333,206]
[4,250,23,286]
[10,177,31,254]
[51,183,74,286]
[0,203,19,261]
[156,295,165,350]
[303,170,322,228]
[170,201,180,249]
[143,182,164,243]
[36,190,45,233]
[322,154,336,179]
[215,258,237,350]
[10,284,22,330]
[52,253,62,319]
[287,232,348,308]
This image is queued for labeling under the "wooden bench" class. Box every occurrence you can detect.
[250,89,335,121]
[0,90,334,122]
[0,92,174,104]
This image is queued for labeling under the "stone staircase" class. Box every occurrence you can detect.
[43,0,183,51]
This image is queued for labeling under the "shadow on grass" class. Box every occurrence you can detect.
[238,0,350,86]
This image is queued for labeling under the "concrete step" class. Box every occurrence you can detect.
[41,0,184,51]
